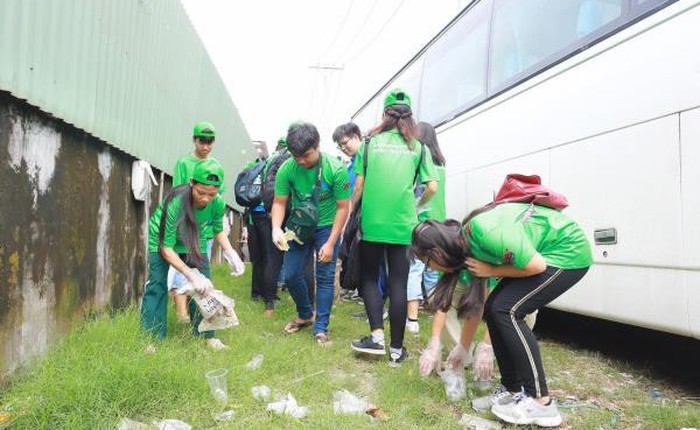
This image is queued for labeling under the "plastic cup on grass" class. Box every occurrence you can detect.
[205,368,229,404]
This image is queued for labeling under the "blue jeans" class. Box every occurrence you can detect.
[283,225,339,334]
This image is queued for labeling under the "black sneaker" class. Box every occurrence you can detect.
[351,335,386,355]
[388,347,408,367]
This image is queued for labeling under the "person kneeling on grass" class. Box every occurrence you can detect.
[410,203,591,427]
[140,159,244,351]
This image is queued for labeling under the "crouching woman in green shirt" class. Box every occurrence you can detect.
[411,203,592,427]
[141,159,243,350]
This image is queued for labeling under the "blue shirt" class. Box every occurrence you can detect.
[348,155,357,191]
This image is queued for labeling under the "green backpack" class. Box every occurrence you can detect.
[285,156,323,244]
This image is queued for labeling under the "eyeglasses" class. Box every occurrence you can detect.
[336,138,351,149]
[198,136,215,144]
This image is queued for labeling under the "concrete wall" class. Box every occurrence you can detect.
[0,92,157,378]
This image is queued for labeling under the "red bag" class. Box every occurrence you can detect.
[493,174,568,210]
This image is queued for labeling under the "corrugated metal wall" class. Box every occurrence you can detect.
[0,0,249,205]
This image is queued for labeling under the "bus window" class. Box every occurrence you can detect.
[489,0,623,92]
[419,0,492,125]
[389,59,425,120]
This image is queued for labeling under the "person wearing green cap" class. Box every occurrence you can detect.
[170,121,224,321]
[141,159,245,350]
[349,88,438,366]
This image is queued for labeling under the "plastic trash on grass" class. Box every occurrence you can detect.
[440,368,466,402]
[332,390,371,415]
[266,393,309,419]
[246,354,264,370]
[252,385,272,401]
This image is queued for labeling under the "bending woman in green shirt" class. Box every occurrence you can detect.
[411,203,592,427]
[140,159,244,351]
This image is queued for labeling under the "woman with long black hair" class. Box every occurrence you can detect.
[141,159,243,350]
[350,89,438,365]
[411,202,591,427]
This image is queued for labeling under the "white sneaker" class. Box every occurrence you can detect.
[471,386,518,411]
[206,338,229,350]
[491,394,562,427]
[406,319,420,334]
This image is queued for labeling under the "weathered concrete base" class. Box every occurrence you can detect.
[0,92,155,378]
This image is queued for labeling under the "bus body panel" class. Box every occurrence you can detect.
[680,108,700,339]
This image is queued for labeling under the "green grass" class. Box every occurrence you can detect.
[1,264,699,429]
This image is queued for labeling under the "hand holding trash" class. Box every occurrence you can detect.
[223,248,245,276]
[446,342,470,371]
[187,271,214,295]
[419,337,442,377]
[272,227,288,251]
[473,341,494,381]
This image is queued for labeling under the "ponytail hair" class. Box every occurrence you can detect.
[368,104,417,148]
[158,184,205,268]
[410,219,486,318]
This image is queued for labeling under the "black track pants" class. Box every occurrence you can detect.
[359,241,410,349]
[483,266,588,398]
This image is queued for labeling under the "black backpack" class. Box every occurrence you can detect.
[262,149,292,213]
[234,159,266,207]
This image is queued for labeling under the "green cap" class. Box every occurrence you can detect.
[193,121,216,138]
[277,136,287,148]
[192,159,224,187]
[384,88,411,108]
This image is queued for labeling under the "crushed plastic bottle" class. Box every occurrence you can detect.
[246,354,264,370]
[440,368,466,402]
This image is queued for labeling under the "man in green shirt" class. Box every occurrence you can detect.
[270,122,351,343]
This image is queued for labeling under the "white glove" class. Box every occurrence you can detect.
[446,342,471,371]
[473,341,494,381]
[223,248,245,276]
[272,227,288,251]
[188,272,214,295]
[419,337,442,377]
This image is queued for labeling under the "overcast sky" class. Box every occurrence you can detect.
[181,0,472,156]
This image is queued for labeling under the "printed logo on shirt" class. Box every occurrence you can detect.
[503,250,514,265]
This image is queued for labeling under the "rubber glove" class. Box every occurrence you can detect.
[446,342,471,371]
[419,337,442,377]
[223,248,245,276]
[272,227,288,251]
[189,274,214,295]
[473,341,495,381]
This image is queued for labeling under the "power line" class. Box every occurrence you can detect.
[338,0,407,65]
[318,1,354,61]
[329,0,380,65]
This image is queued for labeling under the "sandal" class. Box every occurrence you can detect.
[283,318,313,334]
[314,332,331,346]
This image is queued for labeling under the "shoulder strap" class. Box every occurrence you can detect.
[413,142,425,185]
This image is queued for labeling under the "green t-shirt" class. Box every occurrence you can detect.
[418,164,447,222]
[464,203,593,270]
[355,129,438,245]
[274,153,351,227]
[148,193,225,254]
[172,153,224,240]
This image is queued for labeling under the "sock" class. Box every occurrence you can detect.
[389,347,403,356]
[371,331,385,345]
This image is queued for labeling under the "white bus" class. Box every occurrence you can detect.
[352,0,700,339]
